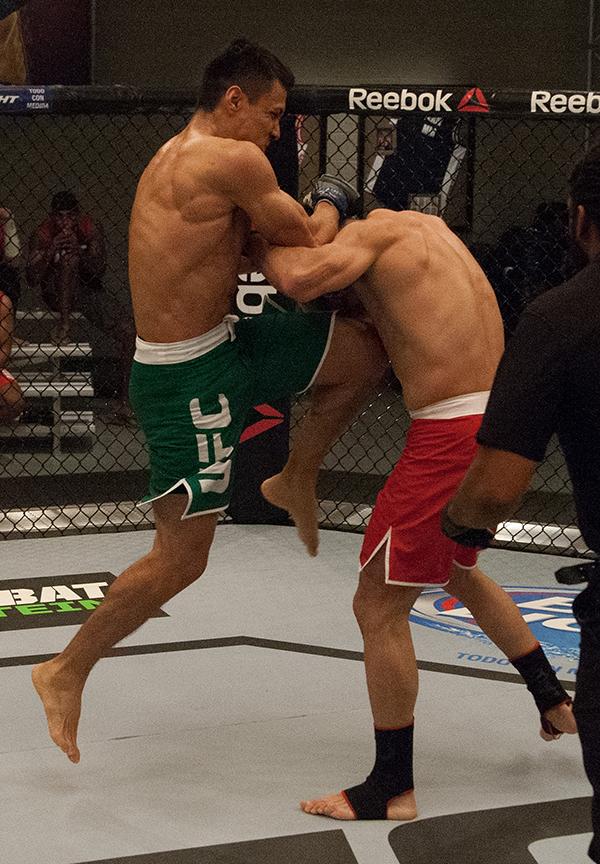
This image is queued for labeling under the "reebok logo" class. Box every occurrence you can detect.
[531,90,600,114]
[240,404,284,443]
[349,88,453,113]
[458,87,490,113]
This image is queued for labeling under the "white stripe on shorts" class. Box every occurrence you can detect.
[409,390,490,421]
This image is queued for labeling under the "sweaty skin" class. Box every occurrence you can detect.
[255,209,577,820]
[255,209,505,409]
[129,81,337,343]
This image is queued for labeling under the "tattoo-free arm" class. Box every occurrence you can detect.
[248,221,386,303]
[222,142,332,248]
[447,445,538,528]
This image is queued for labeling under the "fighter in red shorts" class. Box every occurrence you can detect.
[0,289,24,421]
[250,206,577,821]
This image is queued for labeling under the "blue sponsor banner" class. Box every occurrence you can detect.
[410,586,581,663]
[0,86,51,112]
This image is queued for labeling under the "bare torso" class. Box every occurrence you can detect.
[128,125,249,342]
[353,211,504,411]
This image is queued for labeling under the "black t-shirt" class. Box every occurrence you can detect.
[477,258,600,551]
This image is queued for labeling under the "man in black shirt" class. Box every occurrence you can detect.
[442,147,600,863]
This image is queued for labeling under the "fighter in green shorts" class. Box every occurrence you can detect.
[130,310,334,517]
[31,39,385,765]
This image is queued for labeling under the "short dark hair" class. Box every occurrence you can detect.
[196,38,294,112]
[51,191,78,212]
[569,146,600,229]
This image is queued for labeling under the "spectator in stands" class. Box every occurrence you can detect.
[0,285,25,421]
[27,191,106,345]
[26,191,134,424]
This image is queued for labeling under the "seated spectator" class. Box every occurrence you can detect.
[27,191,106,345]
[0,287,25,421]
[27,191,134,424]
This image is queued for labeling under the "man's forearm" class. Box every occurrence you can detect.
[446,446,535,532]
[307,202,340,246]
[249,235,294,293]
[446,486,517,530]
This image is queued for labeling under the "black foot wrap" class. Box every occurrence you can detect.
[511,644,570,715]
[343,725,414,820]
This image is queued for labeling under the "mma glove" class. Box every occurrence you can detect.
[440,504,495,549]
[302,174,359,221]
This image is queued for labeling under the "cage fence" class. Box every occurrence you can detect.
[0,84,593,556]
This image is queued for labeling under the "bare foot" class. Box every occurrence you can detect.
[261,472,319,556]
[32,661,83,763]
[540,700,578,741]
[300,789,417,821]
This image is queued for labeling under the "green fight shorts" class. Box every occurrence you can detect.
[129,311,335,518]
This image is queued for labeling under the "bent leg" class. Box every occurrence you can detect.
[32,495,218,763]
[446,564,576,739]
[301,548,419,821]
[51,257,79,344]
[262,317,387,555]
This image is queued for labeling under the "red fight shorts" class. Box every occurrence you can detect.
[359,391,490,587]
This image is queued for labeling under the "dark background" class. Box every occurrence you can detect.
[93,1,588,89]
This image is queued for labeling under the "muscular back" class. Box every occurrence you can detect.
[354,211,504,411]
[129,126,248,342]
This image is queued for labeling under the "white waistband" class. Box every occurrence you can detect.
[134,315,239,364]
[409,391,490,420]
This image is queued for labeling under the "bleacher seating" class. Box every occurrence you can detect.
[6,311,96,454]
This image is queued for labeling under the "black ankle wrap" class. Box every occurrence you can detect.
[511,644,569,714]
[343,724,414,820]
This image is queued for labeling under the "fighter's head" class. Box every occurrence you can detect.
[196,38,294,152]
[50,190,79,232]
[568,146,600,264]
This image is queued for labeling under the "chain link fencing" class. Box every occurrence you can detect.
[0,85,593,556]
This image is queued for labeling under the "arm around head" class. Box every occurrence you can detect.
[253,218,393,302]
